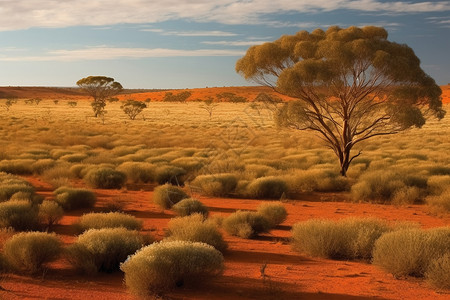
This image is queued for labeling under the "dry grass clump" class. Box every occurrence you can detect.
[0,172,35,202]
[291,217,390,260]
[54,186,96,210]
[0,159,35,174]
[76,212,143,232]
[41,163,74,188]
[31,158,56,174]
[3,231,62,274]
[121,241,224,297]
[372,227,450,278]
[425,253,450,290]
[425,187,450,212]
[153,165,186,185]
[0,200,39,230]
[285,169,349,193]
[67,228,145,274]
[222,210,271,239]
[38,200,64,228]
[191,173,238,197]
[116,162,155,183]
[427,175,450,195]
[256,202,287,228]
[245,176,287,199]
[172,198,209,217]
[59,153,88,163]
[166,213,227,252]
[152,184,189,209]
[84,167,127,189]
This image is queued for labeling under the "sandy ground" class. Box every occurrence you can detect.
[0,176,448,300]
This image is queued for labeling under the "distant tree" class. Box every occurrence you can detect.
[120,99,147,120]
[53,100,59,105]
[24,98,41,105]
[163,91,192,102]
[67,101,77,107]
[2,97,17,112]
[200,97,218,120]
[236,26,445,176]
[216,92,247,103]
[76,76,123,117]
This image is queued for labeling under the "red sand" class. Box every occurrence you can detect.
[0,176,448,300]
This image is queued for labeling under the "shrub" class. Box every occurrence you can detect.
[76,212,143,232]
[222,210,271,239]
[172,198,209,217]
[425,253,450,290]
[372,227,450,278]
[31,159,56,174]
[66,228,145,274]
[191,173,238,197]
[256,202,287,228]
[246,176,287,199]
[84,167,127,189]
[38,200,64,227]
[153,184,189,209]
[0,173,35,202]
[3,232,62,274]
[116,162,155,183]
[0,159,34,174]
[426,188,450,212]
[166,214,227,252]
[0,200,39,230]
[54,186,96,210]
[121,241,224,297]
[291,217,390,260]
[154,165,186,185]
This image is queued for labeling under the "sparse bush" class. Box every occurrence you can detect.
[372,227,450,278]
[121,241,224,297]
[54,186,96,210]
[166,214,227,252]
[38,200,64,227]
[84,167,127,189]
[256,202,287,227]
[154,165,186,185]
[223,210,271,239]
[116,162,155,183]
[67,228,145,274]
[0,200,39,230]
[172,198,208,217]
[425,253,450,290]
[292,217,390,260]
[153,184,188,209]
[3,232,62,274]
[76,212,143,232]
[191,173,238,197]
[246,176,287,199]
[120,99,147,120]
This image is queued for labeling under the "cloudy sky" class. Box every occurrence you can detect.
[0,0,449,88]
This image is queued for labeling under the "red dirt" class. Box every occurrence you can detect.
[0,176,448,300]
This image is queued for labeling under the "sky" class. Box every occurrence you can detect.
[0,0,449,89]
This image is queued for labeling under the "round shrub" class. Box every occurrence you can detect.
[121,241,224,297]
[166,213,227,252]
[116,162,155,183]
[76,212,143,232]
[256,202,287,228]
[154,165,186,185]
[38,200,64,227]
[0,200,39,231]
[66,228,145,274]
[172,198,208,217]
[54,186,96,210]
[372,227,450,278]
[84,167,127,189]
[425,253,450,290]
[191,173,238,197]
[222,210,271,239]
[246,176,288,199]
[153,184,189,209]
[0,172,35,202]
[292,217,390,260]
[3,231,62,274]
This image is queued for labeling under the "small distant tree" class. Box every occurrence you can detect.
[120,100,147,120]
[53,100,59,105]
[200,97,218,120]
[67,101,77,107]
[163,91,192,102]
[3,97,17,112]
[76,76,123,117]
[236,26,445,176]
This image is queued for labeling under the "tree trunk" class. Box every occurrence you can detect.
[339,148,351,177]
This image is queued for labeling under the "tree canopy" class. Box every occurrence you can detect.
[77,76,123,117]
[236,26,445,176]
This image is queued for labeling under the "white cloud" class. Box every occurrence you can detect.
[0,46,245,61]
[141,29,238,36]
[202,40,270,46]
[0,0,449,31]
